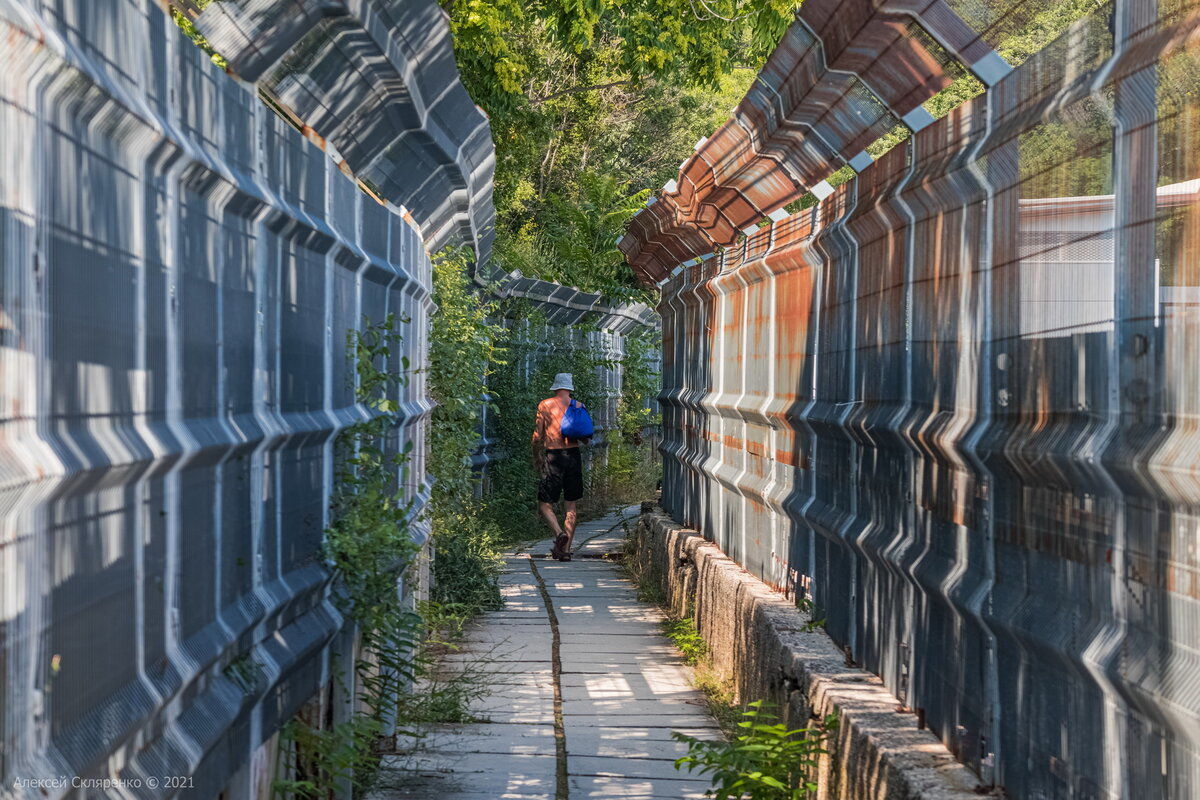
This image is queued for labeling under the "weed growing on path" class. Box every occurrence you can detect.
[662,617,706,666]
[395,601,505,726]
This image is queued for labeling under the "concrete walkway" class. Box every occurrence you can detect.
[374,505,721,799]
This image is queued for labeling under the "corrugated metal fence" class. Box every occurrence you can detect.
[0,0,475,796]
[474,277,660,473]
[0,2,659,796]
[632,1,1200,798]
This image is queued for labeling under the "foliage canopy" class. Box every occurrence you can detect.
[444,0,791,295]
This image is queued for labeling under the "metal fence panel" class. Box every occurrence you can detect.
[471,292,661,479]
[0,0,491,794]
[650,2,1200,797]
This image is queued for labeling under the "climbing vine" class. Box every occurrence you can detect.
[326,316,423,714]
[275,315,422,798]
[617,329,662,441]
[581,325,662,513]
[427,248,507,613]
[167,1,228,68]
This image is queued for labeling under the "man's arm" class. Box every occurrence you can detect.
[532,401,545,446]
[531,401,546,471]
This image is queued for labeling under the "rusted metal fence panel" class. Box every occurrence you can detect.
[0,0,490,795]
[650,1,1200,797]
[618,0,1013,282]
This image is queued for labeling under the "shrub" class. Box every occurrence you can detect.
[673,701,837,800]
[427,248,506,613]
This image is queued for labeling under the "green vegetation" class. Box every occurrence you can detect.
[427,249,507,614]
[447,0,794,296]
[579,328,663,518]
[324,316,424,739]
[274,311,507,798]
[796,596,826,634]
[662,617,707,666]
[674,701,838,800]
[448,0,792,108]
[167,1,228,68]
[275,316,423,798]
[274,717,383,800]
[396,601,501,725]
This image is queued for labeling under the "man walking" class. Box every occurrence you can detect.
[532,373,585,561]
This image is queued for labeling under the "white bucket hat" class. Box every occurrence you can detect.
[549,372,574,392]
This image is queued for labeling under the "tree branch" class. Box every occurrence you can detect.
[530,79,632,105]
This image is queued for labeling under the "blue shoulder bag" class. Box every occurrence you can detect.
[560,399,595,439]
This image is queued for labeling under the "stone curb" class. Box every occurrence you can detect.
[632,510,994,800]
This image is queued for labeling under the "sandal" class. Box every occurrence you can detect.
[551,533,568,560]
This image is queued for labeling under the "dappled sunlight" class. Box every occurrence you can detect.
[581,674,634,697]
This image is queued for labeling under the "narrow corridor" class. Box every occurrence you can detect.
[374,506,721,799]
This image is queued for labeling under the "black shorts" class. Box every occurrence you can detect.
[539,447,584,503]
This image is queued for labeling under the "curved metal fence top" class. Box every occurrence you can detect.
[177,1,657,334]
[618,0,1024,283]
[181,0,496,264]
[487,270,661,333]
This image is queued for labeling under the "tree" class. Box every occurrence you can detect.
[445,0,793,112]
[443,0,786,294]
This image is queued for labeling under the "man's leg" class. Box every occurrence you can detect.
[538,450,565,551]
[561,448,583,556]
[539,501,564,537]
[563,500,577,550]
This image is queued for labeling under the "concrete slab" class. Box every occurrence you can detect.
[475,668,554,686]
[567,736,693,760]
[558,713,721,729]
[568,775,712,799]
[384,751,556,776]
[395,723,558,757]
[374,756,556,799]
[560,639,678,655]
[566,726,722,755]
[460,624,551,643]
[562,699,710,722]
[570,755,710,782]
[446,638,551,662]
[560,664,694,694]
[483,614,553,625]
[555,603,662,617]
[555,620,666,636]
